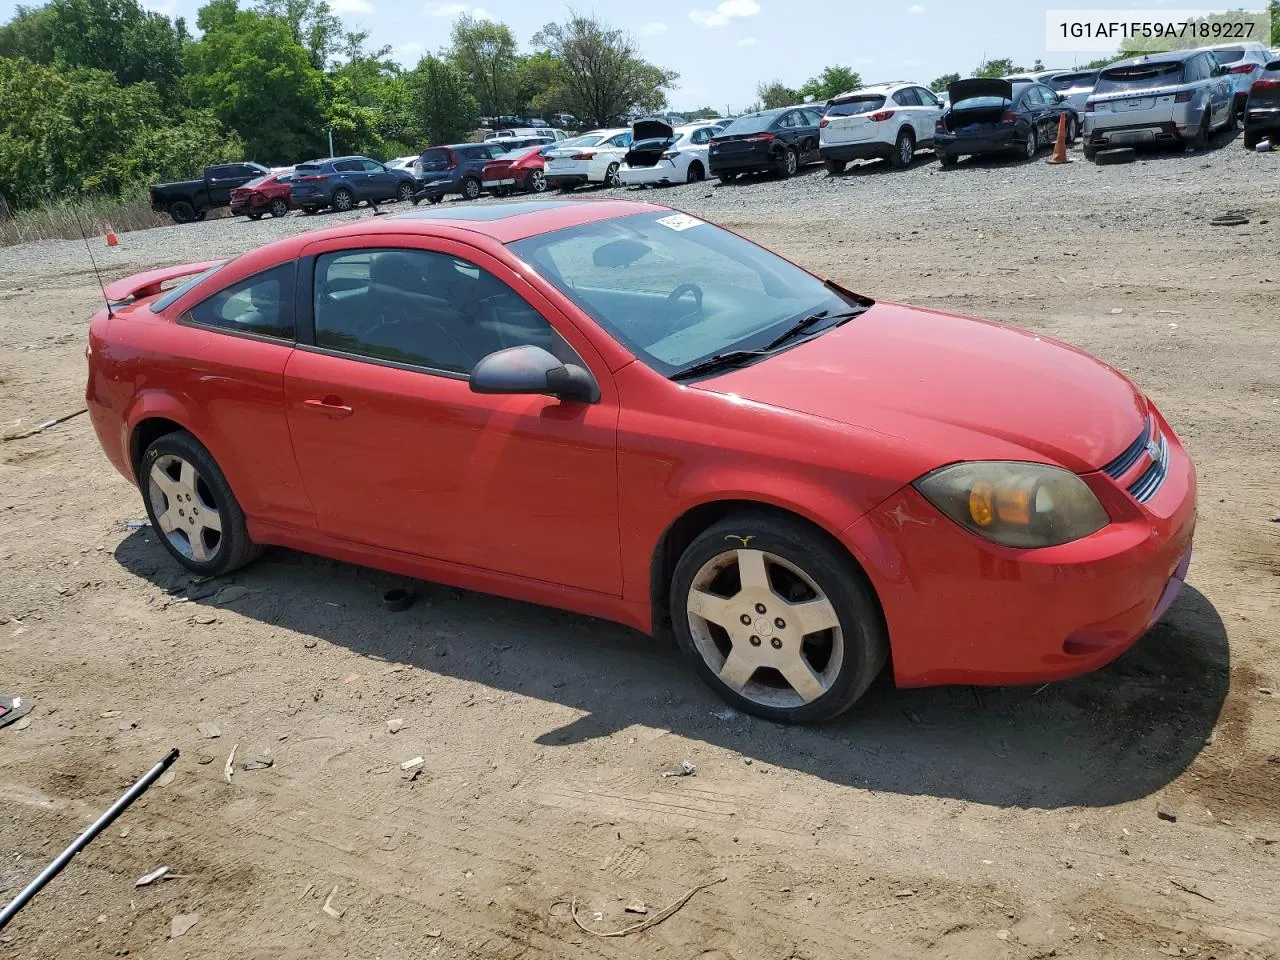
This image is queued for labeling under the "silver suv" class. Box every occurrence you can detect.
[1082,50,1235,158]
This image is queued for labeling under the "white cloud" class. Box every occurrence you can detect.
[140,0,176,12]
[332,0,373,12]
[473,6,492,18]
[906,3,925,13]
[737,36,757,47]
[426,2,470,15]
[641,21,668,35]
[392,41,425,63]
[689,0,761,28]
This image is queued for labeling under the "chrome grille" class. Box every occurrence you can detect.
[1102,416,1153,479]
[1128,433,1170,503]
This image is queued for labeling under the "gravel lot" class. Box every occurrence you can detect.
[1,132,1278,960]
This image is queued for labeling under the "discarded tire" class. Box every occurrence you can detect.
[1094,147,1136,165]
[1210,213,1250,227]
[382,588,416,612]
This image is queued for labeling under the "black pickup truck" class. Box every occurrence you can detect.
[149,162,270,223]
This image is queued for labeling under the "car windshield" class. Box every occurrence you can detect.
[717,112,777,135]
[825,95,886,117]
[1210,48,1245,63]
[1096,61,1185,92]
[1047,71,1097,90]
[150,264,224,313]
[509,211,860,377]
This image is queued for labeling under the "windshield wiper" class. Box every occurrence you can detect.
[670,350,769,382]
[763,306,868,352]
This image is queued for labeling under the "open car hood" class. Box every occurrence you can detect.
[948,78,1013,103]
[632,118,674,141]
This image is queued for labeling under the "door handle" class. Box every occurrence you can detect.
[303,397,354,418]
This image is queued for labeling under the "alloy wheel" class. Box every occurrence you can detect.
[464,178,481,200]
[530,169,547,192]
[606,163,621,187]
[397,183,413,202]
[334,189,353,211]
[1025,129,1038,159]
[900,134,913,165]
[686,548,844,708]
[147,455,223,563]
[269,199,288,218]
[785,149,798,176]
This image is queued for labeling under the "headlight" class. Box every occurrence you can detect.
[915,461,1108,548]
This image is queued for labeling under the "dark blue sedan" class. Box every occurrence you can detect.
[290,156,419,213]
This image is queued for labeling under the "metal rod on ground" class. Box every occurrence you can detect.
[0,748,179,931]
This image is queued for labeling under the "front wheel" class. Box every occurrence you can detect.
[686,160,704,183]
[169,200,196,224]
[670,513,889,724]
[1066,116,1079,144]
[140,431,261,576]
[332,187,354,212]
[604,162,621,187]
[462,177,482,200]
[937,151,957,167]
[269,198,289,218]
[396,182,414,203]
[717,171,738,182]
[1243,130,1261,150]
[892,128,916,169]
[247,210,263,221]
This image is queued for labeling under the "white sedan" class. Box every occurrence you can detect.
[619,120,726,187]
[543,129,633,190]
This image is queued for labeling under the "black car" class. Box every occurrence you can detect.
[1243,57,1280,150]
[290,156,418,213]
[708,106,824,181]
[414,142,512,202]
[935,78,1079,166]
[149,162,269,224]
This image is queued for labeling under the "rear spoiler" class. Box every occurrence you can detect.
[103,260,224,304]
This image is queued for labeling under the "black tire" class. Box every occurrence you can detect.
[1192,110,1211,151]
[332,187,355,212]
[1243,130,1260,150]
[823,157,846,175]
[529,169,548,193]
[686,160,704,183]
[775,147,798,178]
[937,151,957,167]
[247,210,263,221]
[891,127,915,169]
[462,177,482,200]
[194,209,207,221]
[669,512,889,725]
[604,162,621,187]
[139,430,261,577]
[1083,142,1097,161]
[169,200,196,224]
[1066,116,1078,145]
[268,198,289,218]
[396,182,414,202]
[1024,127,1039,160]
[302,206,318,215]
[427,194,443,204]
[1096,146,1136,165]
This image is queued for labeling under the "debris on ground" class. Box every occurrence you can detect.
[322,885,345,919]
[156,771,176,787]
[0,407,87,442]
[196,754,213,765]
[224,743,238,784]
[136,867,170,887]
[425,928,442,938]
[386,718,404,734]
[624,900,648,915]
[893,888,916,898]
[197,722,221,739]
[1156,800,1178,823]
[382,588,415,612]
[1210,210,1251,227]
[1168,877,1215,902]
[662,760,696,778]
[240,753,273,771]
[118,719,137,731]
[0,695,33,731]
[170,912,199,938]
[558,876,725,938]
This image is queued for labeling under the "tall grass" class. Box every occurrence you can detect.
[0,187,172,247]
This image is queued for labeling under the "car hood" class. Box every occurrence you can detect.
[949,78,1014,103]
[694,301,1147,473]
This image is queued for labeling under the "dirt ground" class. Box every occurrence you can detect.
[1,146,1278,960]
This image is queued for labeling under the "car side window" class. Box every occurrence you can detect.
[894,87,921,107]
[188,264,295,341]
[801,108,823,125]
[360,159,384,172]
[333,159,360,173]
[606,133,632,147]
[313,249,576,375]
[917,87,940,107]
[690,127,710,144]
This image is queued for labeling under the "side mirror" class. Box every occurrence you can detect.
[470,344,600,404]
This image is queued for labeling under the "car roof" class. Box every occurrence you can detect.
[1109,49,1196,67]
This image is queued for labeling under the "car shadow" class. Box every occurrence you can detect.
[829,153,938,176]
[114,532,1229,809]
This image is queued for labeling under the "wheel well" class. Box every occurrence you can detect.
[130,417,185,481]
[648,500,883,634]
[688,159,704,172]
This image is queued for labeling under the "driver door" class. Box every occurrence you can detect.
[282,234,624,596]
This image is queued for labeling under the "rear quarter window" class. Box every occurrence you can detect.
[187,264,296,341]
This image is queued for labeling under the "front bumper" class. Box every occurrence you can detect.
[843,414,1197,688]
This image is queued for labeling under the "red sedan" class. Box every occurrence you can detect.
[229,170,294,220]
[481,145,550,195]
[85,200,1195,724]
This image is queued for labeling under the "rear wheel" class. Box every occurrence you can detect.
[462,177,482,200]
[140,431,261,577]
[1024,127,1039,160]
[892,127,916,169]
[670,512,888,724]
[717,171,738,182]
[332,187,354,212]
[396,182,414,202]
[604,162,621,187]
[1083,142,1097,161]
[529,169,547,192]
[824,157,846,175]
[169,200,196,224]
[1066,116,1079,144]
[775,147,799,178]
[1243,129,1261,150]
[268,198,289,218]
[1192,109,1211,150]
[247,210,263,221]
[686,160,704,183]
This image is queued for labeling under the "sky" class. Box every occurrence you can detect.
[1,0,1272,111]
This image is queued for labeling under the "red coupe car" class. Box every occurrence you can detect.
[481,145,551,195]
[229,170,294,220]
[86,200,1195,724]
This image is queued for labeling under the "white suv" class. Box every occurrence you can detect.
[819,82,944,172]
[1201,42,1275,117]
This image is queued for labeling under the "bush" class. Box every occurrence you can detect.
[0,186,170,246]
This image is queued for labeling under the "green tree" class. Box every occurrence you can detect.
[1272,0,1279,45]
[531,11,677,127]
[0,0,187,101]
[447,15,520,117]
[974,57,1025,78]
[404,55,479,147]
[756,79,798,109]
[799,65,861,103]
[930,72,960,91]
[687,105,721,119]
[185,4,327,162]
[254,0,345,70]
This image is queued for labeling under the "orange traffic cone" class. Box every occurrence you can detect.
[1046,113,1072,165]
[103,217,119,247]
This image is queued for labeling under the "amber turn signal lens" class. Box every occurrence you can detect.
[996,485,1033,525]
[969,481,994,527]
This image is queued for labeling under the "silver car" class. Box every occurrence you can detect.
[1046,70,1099,112]
[1082,50,1235,158]
[1200,42,1275,117]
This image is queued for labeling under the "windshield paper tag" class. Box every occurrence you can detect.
[656,213,702,231]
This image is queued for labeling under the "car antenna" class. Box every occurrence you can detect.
[73,207,114,318]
